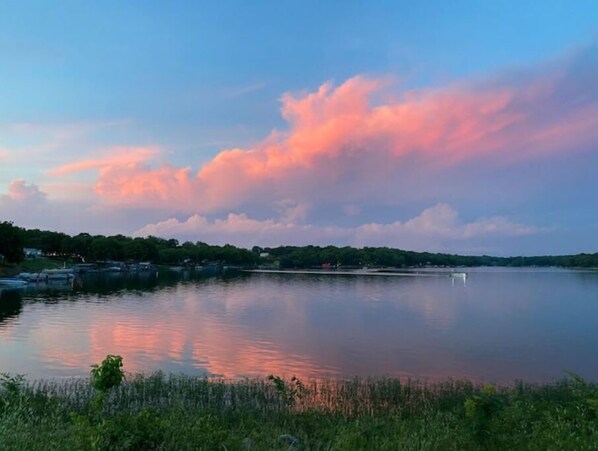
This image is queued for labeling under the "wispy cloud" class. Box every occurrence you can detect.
[1,120,136,188]
[0,120,132,154]
[223,81,268,97]
[49,147,159,176]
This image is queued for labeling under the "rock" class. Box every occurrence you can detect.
[279,434,300,448]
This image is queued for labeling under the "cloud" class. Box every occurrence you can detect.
[223,81,268,97]
[0,179,169,236]
[3,179,47,203]
[358,203,540,241]
[73,45,598,218]
[94,163,195,207]
[4,45,592,255]
[0,180,50,228]
[134,203,541,252]
[0,120,131,156]
[49,147,159,176]
[1,120,137,195]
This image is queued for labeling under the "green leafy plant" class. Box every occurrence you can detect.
[90,355,124,393]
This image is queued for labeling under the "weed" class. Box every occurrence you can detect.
[267,375,309,409]
[464,384,505,442]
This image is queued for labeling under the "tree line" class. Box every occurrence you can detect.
[1,221,597,268]
[263,245,598,269]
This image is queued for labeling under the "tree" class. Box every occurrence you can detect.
[0,222,25,263]
[90,236,124,261]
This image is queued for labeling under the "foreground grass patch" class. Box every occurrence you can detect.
[1,370,597,450]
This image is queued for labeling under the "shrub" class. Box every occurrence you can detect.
[90,355,124,393]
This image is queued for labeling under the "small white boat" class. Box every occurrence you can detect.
[450,272,468,279]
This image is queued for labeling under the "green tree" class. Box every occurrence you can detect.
[90,236,124,261]
[91,355,125,392]
[124,239,152,261]
[0,221,24,263]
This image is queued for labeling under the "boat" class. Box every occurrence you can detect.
[450,272,468,279]
[103,266,125,273]
[0,278,29,288]
[41,268,75,280]
[18,272,43,282]
[222,265,242,275]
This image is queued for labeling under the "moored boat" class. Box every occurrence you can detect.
[0,278,29,288]
[18,272,44,282]
[41,269,75,280]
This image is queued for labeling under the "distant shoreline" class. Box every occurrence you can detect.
[2,222,598,274]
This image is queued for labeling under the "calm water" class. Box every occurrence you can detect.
[1,268,597,382]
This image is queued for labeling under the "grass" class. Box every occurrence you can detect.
[1,370,597,450]
[18,258,67,272]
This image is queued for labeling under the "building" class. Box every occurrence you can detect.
[24,248,44,259]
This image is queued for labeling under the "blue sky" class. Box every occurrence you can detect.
[1,1,597,255]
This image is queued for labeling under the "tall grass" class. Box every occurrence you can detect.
[2,372,597,450]
[28,373,476,416]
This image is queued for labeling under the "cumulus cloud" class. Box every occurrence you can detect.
[53,45,598,220]
[3,179,47,203]
[7,45,591,255]
[0,180,50,228]
[134,203,541,252]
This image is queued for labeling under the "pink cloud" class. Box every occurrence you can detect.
[94,164,194,206]
[49,147,159,175]
[4,179,47,203]
[83,47,598,216]
[0,120,132,162]
[0,179,167,236]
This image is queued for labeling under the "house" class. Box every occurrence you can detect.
[24,248,44,259]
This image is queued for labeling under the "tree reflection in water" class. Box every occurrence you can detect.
[0,289,23,324]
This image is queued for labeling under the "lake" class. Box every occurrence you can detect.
[1,268,597,382]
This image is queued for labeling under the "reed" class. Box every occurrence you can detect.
[1,371,597,450]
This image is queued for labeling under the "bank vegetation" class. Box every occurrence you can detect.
[1,356,597,450]
[2,221,598,270]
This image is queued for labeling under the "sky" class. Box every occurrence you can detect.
[1,0,597,256]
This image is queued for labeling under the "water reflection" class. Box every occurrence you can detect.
[0,269,597,382]
[0,290,23,324]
